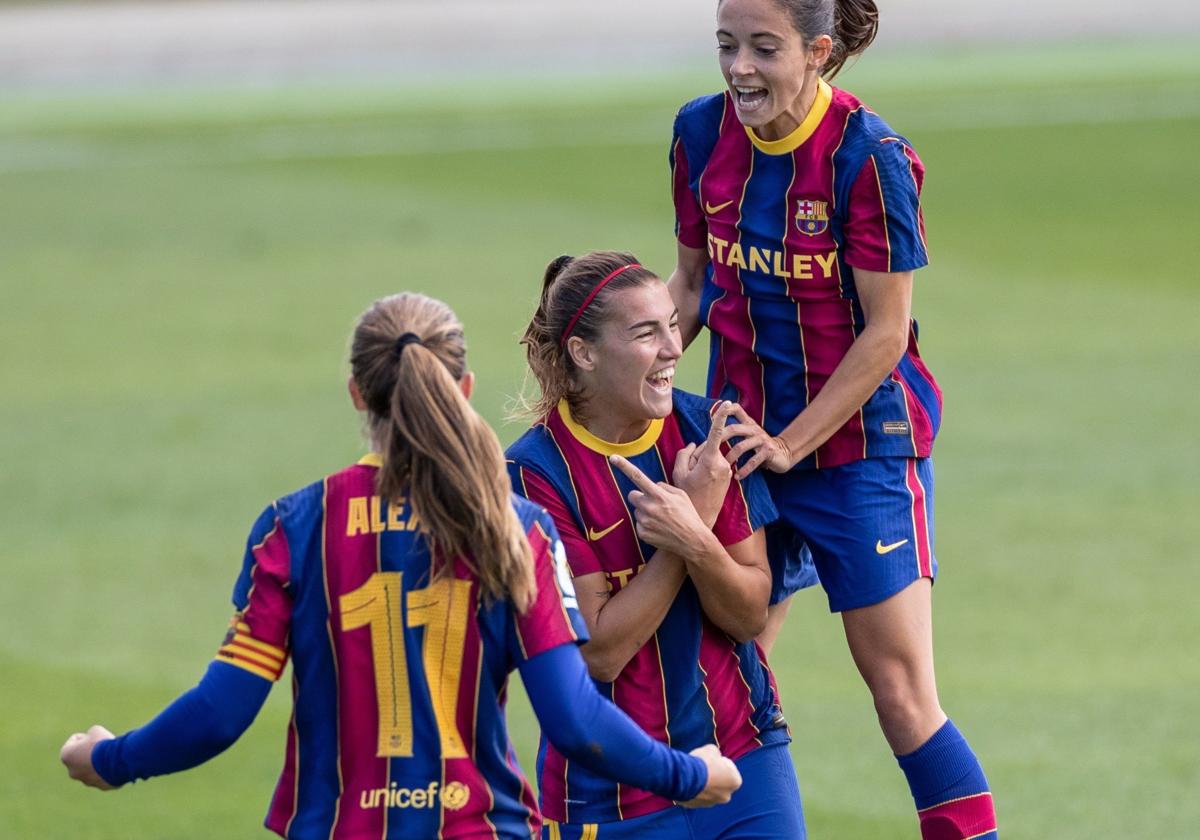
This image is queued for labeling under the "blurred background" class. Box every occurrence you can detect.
[2,1,1197,837]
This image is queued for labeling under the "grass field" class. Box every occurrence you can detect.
[2,41,1198,838]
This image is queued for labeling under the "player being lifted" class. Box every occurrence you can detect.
[507,251,806,839]
[666,0,997,837]
[61,292,742,839]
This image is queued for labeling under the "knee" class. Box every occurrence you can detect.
[865,662,938,732]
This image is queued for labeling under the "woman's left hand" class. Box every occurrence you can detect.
[672,401,736,528]
[60,725,116,790]
[721,403,794,479]
[609,455,718,560]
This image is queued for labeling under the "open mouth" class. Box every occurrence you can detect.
[646,365,675,395]
[734,85,768,111]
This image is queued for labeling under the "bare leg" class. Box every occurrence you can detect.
[841,578,945,755]
[758,595,792,657]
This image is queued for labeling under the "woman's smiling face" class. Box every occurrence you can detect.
[717,0,829,141]
[570,280,682,440]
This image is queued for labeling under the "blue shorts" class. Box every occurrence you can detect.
[766,457,937,613]
[542,742,805,840]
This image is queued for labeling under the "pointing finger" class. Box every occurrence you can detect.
[609,454,659,495]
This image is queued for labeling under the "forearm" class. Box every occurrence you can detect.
[521,645,707,803]
[777,322,907,464]
[667,263,705,350]
[91,661,271,787]
[580,552,688,682]
[682,533,770,642]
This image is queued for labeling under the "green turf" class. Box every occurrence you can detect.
[2,41,1198,838]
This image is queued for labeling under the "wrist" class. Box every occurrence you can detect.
[680,529,724,566]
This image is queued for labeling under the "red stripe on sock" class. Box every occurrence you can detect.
[918,792,997,840]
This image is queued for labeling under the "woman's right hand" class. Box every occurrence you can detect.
[60,725,116,790]
[680,743,742,807]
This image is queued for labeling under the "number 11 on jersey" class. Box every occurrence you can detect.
[340,572,473,759]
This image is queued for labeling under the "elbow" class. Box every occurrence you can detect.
[727,609,768,645]
[579,643,624,685]
[879,324,910,367]
[545,720,593,761]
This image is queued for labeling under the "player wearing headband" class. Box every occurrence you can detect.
[508,251,807,839]
[61,292,742,839]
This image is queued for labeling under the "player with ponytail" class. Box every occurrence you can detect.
[667,1,998,837]
[61,292,741,838]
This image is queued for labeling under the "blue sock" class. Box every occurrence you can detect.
[896,719,997,839]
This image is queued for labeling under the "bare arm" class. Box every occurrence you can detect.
[573,555,688,683]
[611,445,769,644]
[725,268,915,476]
[667,242,709,351]
[674,527,770,643]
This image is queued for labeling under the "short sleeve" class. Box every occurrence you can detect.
[843,139,929,273]
[671,121,708,249]
[511,510,591,663]
[510,462,604,578]
[216,505,291,682]
[698,400,778,546]
[713,467,778,547]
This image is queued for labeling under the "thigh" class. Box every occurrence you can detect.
[773,457,937,613]
[684,743,805,840]
[543,806,691,839]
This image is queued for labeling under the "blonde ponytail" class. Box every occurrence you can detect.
[350,293,536,612]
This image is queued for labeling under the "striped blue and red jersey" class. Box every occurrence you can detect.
[505,390,789,825]
[218,454,588,840]
[671,79,944,469]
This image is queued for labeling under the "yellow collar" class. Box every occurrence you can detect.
[556,400,663,457]
[744,78,832,155]
[357,452,383,467]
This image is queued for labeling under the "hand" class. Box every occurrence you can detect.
[680,743,742,808]
[722,403,793,479]
[60,725,116,790]
[609,454,716,560]
[672,401,735,528]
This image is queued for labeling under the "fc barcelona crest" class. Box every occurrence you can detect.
[795,198,829,236]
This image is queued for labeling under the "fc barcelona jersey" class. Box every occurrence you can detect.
[671,80,944,469]
[216,454,588,840]
[505,390,789,825]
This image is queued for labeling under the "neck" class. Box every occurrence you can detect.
[573,403,651,445]
[760,72,820,142]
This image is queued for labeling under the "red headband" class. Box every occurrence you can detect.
[559,264,642,347]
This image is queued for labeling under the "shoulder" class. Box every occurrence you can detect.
[501,422,556,475]
[671,388,721,440]
[506,423,571,502]
[829,87,917,160]
[672,387,719,419]
[674,92,727,139]
[273,477,325,519]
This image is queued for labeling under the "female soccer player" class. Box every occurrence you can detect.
[507,251,806,839]
[666,1,998,838]
[60,292,742,839]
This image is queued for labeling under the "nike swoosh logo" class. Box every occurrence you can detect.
[705,200,734,214]
[875,539,910,555]
[588,521,623,542]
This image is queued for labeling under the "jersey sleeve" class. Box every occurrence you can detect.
[509,461,604,578]
[216,504,292,682]
[701,403,779,546]
[511,509,591,662]
[670,118,708,250]
[843,138,929,273]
